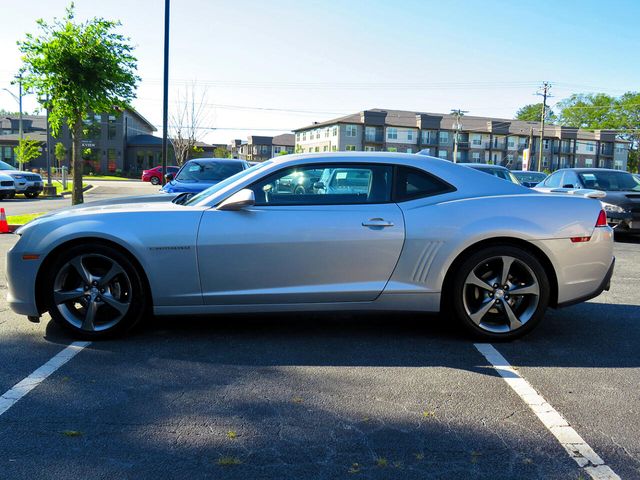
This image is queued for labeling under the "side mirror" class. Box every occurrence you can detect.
[562,184,574,188]
[313,181,325,190]
[217,188,255,211]
[165,173,175,182]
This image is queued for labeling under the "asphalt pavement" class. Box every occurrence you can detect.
[0,233,638,479]
[1,179,159,216]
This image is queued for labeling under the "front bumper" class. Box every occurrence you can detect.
[6,240,42,317]
[0,188,16,197]
[14,182,43,193]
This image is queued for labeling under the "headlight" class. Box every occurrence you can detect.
[601,202,627,214]
[13,175,24,179]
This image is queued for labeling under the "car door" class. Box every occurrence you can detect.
[196,163,405,305]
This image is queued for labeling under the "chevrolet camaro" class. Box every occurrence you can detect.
[7,153,615,341]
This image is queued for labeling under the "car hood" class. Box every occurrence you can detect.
[15,194,182,235]
[1,170,41,179]
[161,180,220,194]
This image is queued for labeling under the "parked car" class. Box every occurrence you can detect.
[160,158,249,194]
[0,172,16,200]
[9,153,614,342]
[512,170,547,188]
[535,168,640,233]
[0,160,43,198]
[142,165,179,185]
[273,168,323,195]
[458,163,521,185]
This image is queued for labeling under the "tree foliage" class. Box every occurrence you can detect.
[18,3,138,204]
[515,103,556,122]
[170,85,209,165]
[13,136,41,167]
[556,93,618,129]
[213,146,229,158]
[54,141,67,166]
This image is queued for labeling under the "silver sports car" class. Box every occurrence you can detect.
[7,153,615,341]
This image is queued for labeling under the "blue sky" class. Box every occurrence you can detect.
[0,0,638,143]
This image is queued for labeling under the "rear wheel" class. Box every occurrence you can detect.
[451,245,550,341]
[44,244,147,339]
[24,192,39,199]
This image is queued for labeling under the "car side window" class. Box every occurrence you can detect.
[544,172,563,188]
[393,166,454,201]
[250,164,392,205]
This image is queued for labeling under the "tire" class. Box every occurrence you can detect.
[24,192,39,199]
[43,243,148,339]
[450,245,550,341]
[150,176,160,185]
[8,192,15,199]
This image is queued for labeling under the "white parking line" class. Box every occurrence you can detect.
[474,343,620,480]
[0,341,90,417]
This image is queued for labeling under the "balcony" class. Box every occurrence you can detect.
[364,134,384,143]
[553,145,572,154]
[600,145,614,156]
[455,141,470,149]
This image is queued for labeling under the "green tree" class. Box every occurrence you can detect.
[515,103,556,123]
[19,4,138,204]
[213,146,230,158]
[627,149,638,174]
[557,93,617,129]
[54,141,67,168]
[277,149,289,156]
[13,136,42,167]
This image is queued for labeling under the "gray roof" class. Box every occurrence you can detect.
[0,131,47,143]
[272,133,294,146]
[294,108,628,142]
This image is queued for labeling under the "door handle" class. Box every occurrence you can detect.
[362,218,394,227]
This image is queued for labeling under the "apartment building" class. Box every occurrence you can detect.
[236,133,295,162]
[0,114,47,166]
[294,109,630,171]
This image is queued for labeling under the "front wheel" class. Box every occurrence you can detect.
[150,176,160,185]
[450,245,550,341]
[24,192,40,199]
[44,244,147,339]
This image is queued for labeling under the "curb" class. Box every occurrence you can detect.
[59,184,94,197]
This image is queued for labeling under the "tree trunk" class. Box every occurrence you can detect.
[71,117,84,205]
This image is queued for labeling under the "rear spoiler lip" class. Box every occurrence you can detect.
[545,188,606,199]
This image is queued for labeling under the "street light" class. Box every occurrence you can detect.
[2,76,24,170]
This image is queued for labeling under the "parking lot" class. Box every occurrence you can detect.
[0,232,637,479]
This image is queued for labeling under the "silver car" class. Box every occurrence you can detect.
[7,153,614,341]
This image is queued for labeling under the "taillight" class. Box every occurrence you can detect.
[595,209,607,227]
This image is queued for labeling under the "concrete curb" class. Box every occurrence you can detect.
[59,184,94,197]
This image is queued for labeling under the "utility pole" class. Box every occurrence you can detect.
[535,82,552,172]
[451,109,468,163]
[161,0,170,186]
[18,75,23,171]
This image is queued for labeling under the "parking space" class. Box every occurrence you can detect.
[0,235,638,479]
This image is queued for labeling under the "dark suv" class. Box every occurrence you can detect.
[536,168,640,233]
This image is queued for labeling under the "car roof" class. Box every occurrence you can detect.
[457,163,508,171]
[512,170,545,174]
[552,168,626,173]
[185,158,246,164]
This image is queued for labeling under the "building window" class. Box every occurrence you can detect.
[471,134,482,146]
[422,130,435,144]
[615,143,625,153]
[332,127,338,136]
[345,125,357,137]
[325,129,329,138]
[406,130,414,141]
[472,152,480,162]
[107,115,117,140]
[332,145,337,151]
[387,147,397,152]
[542,156,548,167]
[387,127,398,140]
[614,160,624,170]
[315,146,320,152]
[508,138,515,148]
[586,143,595,152]
[506,154,514,163]
[323,146,328,152]
[406,148,413,154]
[346,145,356,151]
[438,150,447,159]
[364,146,375,151]
[365,126,376,142]
[302,132,307,141]
[296,133,300,142]
[584,158,593,167]
[543,139,550,149]
[316,131,320,139]
[439,131,449,144]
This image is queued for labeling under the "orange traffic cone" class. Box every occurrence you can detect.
[0,208,10,234]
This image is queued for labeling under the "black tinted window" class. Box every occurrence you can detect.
[394,166,453,201]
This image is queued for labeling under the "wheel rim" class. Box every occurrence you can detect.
[151,177,159,185]
[52,254,132,332]
[462,255,540,334]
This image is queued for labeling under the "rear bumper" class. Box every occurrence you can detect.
[556,257,615,308]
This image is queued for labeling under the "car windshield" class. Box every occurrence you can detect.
[474,167,520,184]
[0,160,17,170]
[514,172,546,183]
[175,160,244,182]
[578,171,640,192]
[183,160,273,206]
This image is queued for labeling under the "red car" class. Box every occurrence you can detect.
[141,166,179,185]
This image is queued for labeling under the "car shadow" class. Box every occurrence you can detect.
[43,301,640,371]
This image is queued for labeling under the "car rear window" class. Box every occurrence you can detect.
[393,166,454,201]
[176,161,244,182]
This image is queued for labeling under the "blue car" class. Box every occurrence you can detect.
[161,158,250,194]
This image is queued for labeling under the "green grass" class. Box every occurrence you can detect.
[52,182,88,195]
[6,212,45,225]
[84,175,134,181]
